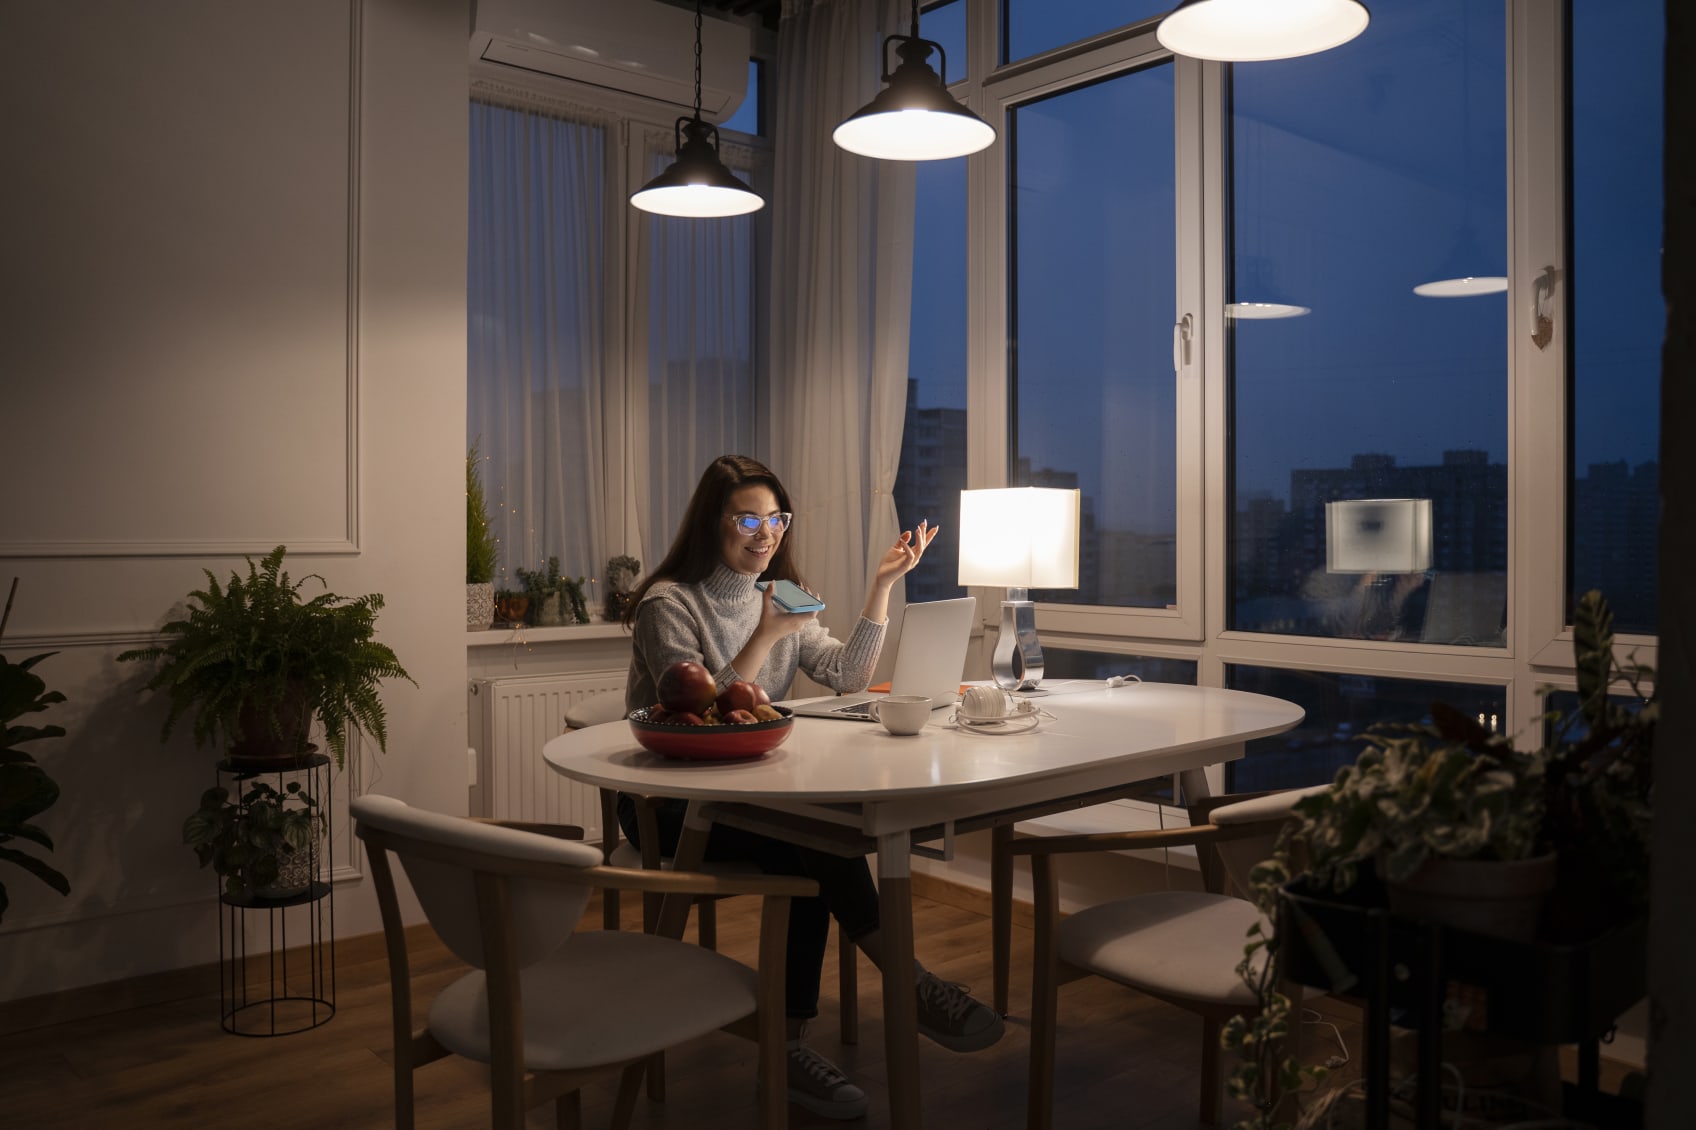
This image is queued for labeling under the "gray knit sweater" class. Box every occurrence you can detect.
[625,564,886,712]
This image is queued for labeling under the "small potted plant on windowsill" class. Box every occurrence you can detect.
[467,444,499,632]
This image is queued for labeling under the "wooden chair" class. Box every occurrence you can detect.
[352,794,814,1130]
[1010,786,1325,1127]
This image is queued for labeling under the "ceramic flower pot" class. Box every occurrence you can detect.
[466,582,494,631]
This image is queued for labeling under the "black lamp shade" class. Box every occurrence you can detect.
[631,118,764,218]
[833,36,995,161]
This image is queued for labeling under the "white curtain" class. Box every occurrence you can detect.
[628,131,770,570]
[771,0,916,671]
[467,101,608,591]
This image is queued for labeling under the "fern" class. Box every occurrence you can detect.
[118,546,414,767]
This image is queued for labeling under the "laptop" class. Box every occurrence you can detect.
[789,596,977,721]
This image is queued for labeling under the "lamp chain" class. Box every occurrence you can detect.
[908,0,920,38]
[694,0,704,120]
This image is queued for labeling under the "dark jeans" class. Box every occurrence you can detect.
[616,793,881,1020]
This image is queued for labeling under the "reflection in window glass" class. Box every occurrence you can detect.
[722,60,762,137]
[920,0,968,84]
[1542,689,1648,750]
[1229,0,1508,647]
[1568,0,1662,634]
[895,160,967,602]
[1003,1,1163,65]
[1226,666,1505,793]
[1011,64,1176,610]
[1042,650,1197,686]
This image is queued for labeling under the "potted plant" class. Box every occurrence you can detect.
[0,643,71,924]
[116,546,414,769]
[467,444,498,631]
[183,778,324,899]
[604,554,640,622]
[493,588,529,629]
[1225,590,1653,1129]
[514,557,591,627]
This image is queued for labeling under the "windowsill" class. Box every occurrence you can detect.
[467,621,630,649]
[1015,801,1199,869]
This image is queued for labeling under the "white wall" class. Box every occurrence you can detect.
[0,0,469,1001]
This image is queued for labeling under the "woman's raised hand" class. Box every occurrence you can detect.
[874,519,940,589]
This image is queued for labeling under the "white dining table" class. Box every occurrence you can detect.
[542,680,1304,1129]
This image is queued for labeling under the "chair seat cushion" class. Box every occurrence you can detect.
[1058,890,1264,1008]
[429,929,760,1070]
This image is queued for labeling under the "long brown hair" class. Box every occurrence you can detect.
[621,455,806,626]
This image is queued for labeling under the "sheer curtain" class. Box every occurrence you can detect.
[628,130,769,568]
[467,100,608,591]
[770,0,915,674]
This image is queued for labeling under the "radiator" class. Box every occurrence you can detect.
[468,671,625,835]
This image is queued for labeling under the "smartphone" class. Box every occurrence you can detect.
[757,579,825,614]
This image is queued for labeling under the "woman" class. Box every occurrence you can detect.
[621,454,1001,1121]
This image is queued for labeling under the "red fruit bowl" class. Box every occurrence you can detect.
[627,706,794,761]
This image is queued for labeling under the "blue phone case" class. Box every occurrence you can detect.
[759,579,825,613]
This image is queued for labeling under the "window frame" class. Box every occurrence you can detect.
[948,0,1656,785]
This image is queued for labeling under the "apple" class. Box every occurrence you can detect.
[671,711,705,726]
[714,679,770,717]
[751,704,783,722]
[657,661,716,714]
[646,706,672,724]
[723,708,758,725]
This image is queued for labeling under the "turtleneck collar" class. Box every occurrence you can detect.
[703,562,759,602]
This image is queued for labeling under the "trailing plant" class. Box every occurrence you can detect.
[116,546,413,767]
[466,444,498,586]
[514,557,590,625]
[1223,589,1654,1129]
[0,649,70,924]
[183,778,322,898]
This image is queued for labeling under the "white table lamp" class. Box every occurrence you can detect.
[957,487,1081,691]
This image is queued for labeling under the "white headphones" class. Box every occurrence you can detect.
[958,685,1036,723]
[1105,673,1143,689]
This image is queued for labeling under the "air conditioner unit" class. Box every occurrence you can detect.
[471,0,750,122]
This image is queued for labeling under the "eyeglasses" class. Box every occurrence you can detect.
[727,512,792,535]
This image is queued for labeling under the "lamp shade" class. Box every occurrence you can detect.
[630,118,764,218]
[957,488,1081,589]
[1157,0,1370,63]
[833,35,996,161]
[1325,498,1432,574]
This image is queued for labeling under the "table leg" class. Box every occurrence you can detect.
[653,800,711,941]
[877,830,922,1130]
[991,823,1013,1016]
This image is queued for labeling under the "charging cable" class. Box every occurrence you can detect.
[1105,673,1143,688]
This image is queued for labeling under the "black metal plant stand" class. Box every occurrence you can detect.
[215,752,336,1036]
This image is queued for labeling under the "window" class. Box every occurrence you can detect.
[920,1,968,83]
[1228,0,1509,648]
[722,59,763,137]
[467,102,610,588]
[1225,666,1505,793]
[895,159,968,602]
[1567,0,1663,633]
[1009,62,1178,612]
[1002,1,1166,65]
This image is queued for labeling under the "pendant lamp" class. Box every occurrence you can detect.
[630,0,763,218]
[1413,12,1504,298]
[832,0,996,161]
[1157,0,1370,62]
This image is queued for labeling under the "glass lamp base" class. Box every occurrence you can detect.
[990,599,1045,691]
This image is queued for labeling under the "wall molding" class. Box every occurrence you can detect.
[0,0,364,560]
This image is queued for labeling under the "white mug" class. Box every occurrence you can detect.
[869,695,931,736]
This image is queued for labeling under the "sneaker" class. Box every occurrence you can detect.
[787,1040,868,1120]
[914,970,1004,1052]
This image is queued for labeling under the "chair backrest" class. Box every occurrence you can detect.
[353,794,603,970]
[1197,785,1329,898]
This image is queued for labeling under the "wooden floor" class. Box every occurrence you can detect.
[0,888,1358,1129]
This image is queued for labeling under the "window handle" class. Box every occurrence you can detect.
[1173,313,1193,371]
[1530,265,1558,350]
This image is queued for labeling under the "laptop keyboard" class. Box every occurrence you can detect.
[831,701,875,718]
